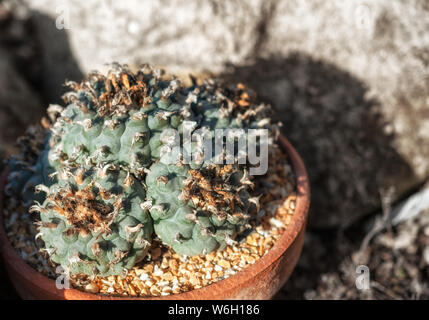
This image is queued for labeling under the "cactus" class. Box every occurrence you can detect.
[145,162,254,255]
[5,113,57,206]
[6,63,278,275]
[31,165,152,276]
[8,64,194,205]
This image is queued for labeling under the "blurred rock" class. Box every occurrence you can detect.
[222,55,423,228]
[0,1,42,90]
[0,49,44,154]
[0,3,44,154]
[222,0,429,227]
[22,0,265,102]
[18,0,429,227]
[423,247,429,266]
[262,0,429,226]
[390,186,429,225]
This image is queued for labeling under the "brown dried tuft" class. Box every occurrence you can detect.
[66,65,174,117]
[184,165,247,220]
[48,185,120,235]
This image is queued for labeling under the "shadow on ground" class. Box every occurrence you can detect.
[30,11,84,104]
[220,54,416,299]
[221,54,415,229]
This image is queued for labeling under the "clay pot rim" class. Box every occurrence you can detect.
[0,135,310,300]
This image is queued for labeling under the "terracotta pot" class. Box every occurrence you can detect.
[0,135,310,300]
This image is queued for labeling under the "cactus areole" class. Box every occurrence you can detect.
[6,63,281,277]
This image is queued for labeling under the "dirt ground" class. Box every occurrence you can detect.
[275,207,429,300]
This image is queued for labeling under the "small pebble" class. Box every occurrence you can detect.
[139,273,149,281]
[218,260,231,269]
[85,283,99,294]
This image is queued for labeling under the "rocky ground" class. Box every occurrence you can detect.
[277,205,429,300]
[0,1,428,300]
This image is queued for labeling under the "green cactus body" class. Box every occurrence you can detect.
[32,166,152,276]
[9,65,194,206]
[48,69,191,178]
[6,130,56,206]
[145,161,253,255]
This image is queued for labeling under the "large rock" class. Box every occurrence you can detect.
[221,55,423,228]
[22,0,266,102]
[19,0,429,227]
[227,0,429,227]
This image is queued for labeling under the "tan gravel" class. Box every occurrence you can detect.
[3,146,297,297]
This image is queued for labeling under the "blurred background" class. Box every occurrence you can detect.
[0,0,428,299]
